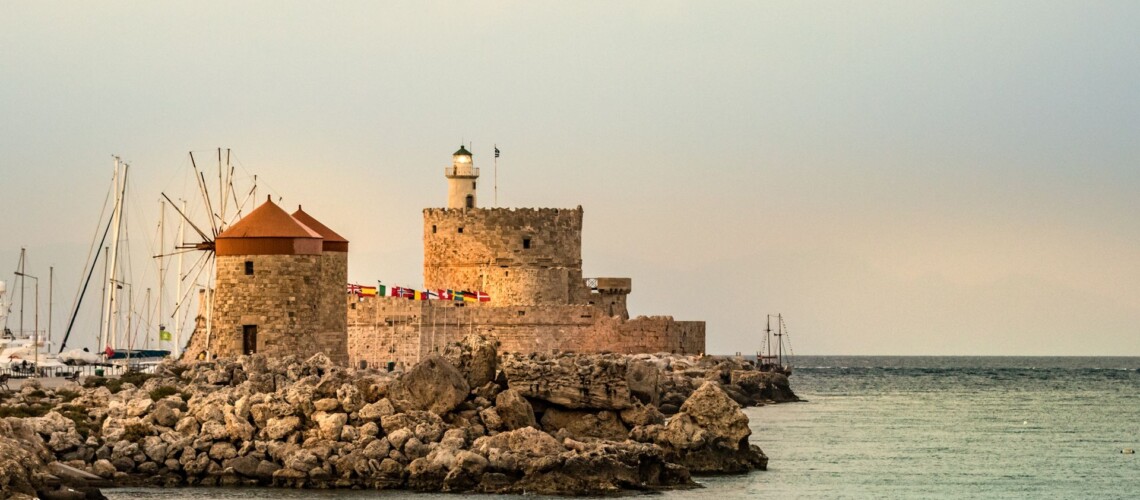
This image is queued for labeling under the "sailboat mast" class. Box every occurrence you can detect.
[18,247,25,337]
[157,200,165,351]
[174,200,185,359]
[100,158,123,352]
[47,266,52,345]
[765,315,772,361]
[776,313,785,367]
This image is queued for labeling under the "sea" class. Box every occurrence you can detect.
[107,356,1140,499]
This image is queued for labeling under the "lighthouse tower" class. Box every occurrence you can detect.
[445,145,479,209]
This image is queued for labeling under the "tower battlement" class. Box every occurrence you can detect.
[423,206,590,306]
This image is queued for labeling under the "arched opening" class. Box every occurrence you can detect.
[465,195,474,208]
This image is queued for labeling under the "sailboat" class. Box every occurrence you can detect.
[757,313,794,375]
[2,249,68,374]
[57,156,170,368]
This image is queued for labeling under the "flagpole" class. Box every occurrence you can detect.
[493,144,498,207]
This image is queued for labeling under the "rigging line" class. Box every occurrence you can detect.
[65,173,115,335]
[58,213,115,352]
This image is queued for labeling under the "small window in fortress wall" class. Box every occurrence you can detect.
[517,310,526,317]
[458,227,464,233]
[472,182,477,189]
[432,225,437,234]
[523,238,531,249]
[244,261,254,275]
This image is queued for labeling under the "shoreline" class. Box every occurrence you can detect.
[0,337,798,498]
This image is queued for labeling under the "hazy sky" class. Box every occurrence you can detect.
[2,1,1137,355]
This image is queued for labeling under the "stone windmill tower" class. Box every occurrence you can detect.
[194,196,349,363]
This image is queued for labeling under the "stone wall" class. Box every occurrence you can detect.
[182,253,348,364]
[346,295,705,367]
[317,251,349,364]
[423,207,592,305]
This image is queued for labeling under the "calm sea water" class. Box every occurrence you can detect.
[109,356,1140,499]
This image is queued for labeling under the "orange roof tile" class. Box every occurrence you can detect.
[291,206,348,243]
[217,196,322,240]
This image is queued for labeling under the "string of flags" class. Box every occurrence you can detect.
[347,283,490,302]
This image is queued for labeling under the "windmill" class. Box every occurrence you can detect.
[155,148,259,359]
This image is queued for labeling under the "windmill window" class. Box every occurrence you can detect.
[523,238,531,249]
[244,261,254,275]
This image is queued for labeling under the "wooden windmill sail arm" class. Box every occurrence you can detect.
[161,192,211,243]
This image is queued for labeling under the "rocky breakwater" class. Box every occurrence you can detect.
[632,354,800,413]
[0,380,108,500]
[501,351,769,473]
[0,335,779,497]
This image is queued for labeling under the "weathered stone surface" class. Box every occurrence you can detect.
[540,408,628,441]
[357,399,395,421]
[501,353,634,410]
[471,426,565,464]
[493,389,536,430]
[387,356,470,415]
[632,381,767,473]
[312,411,348,441]
[679,382,751,447]
[441,334,499,389]
[263,416,301,440]
[620,401,665,427]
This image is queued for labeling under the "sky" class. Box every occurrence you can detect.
[1,1,1138,356]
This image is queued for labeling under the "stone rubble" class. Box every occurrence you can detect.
[0,334,796,497]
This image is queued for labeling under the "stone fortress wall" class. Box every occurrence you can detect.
[346,296,705,370]
[348,205,705,368]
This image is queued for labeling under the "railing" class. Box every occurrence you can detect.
[0,363,139,380]
[444,166,480,177]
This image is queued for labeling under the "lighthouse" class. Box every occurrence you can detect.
[445,145,479,209]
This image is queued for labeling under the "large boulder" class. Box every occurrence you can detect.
[501,353,634,410]
[441,334,499,389]
[388,356,470,415]
[632,381,767,473]
[471,426,565,472]
[493,389,536,431]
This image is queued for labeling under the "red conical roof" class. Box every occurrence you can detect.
[216,196,323,255]
[292,206,348,252]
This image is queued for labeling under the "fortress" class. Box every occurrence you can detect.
[184,146,705,366]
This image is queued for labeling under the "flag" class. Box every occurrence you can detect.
[428,290,439,300]
[462,291,477,302]
[477,291,490,302]
[360,286,377,297]
[453,290,463,302]
[378,284,387,296]
[395,287,414,299]
[159,329,172,341]
[438,289,452,301]
[104,346,115,358]
[347,283,361,295]
[494,146,500,158]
